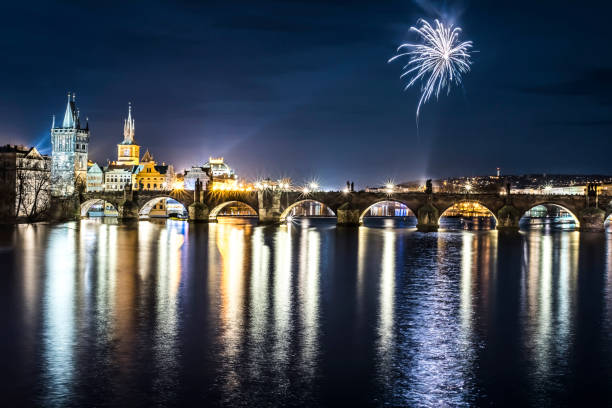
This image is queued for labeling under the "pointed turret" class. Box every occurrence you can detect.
[62,92,74,128]
[123,102,135,143]
[141,149,154,163]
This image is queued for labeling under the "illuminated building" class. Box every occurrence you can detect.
[184,166,208,190]
[0,145,51,219]
[86,163,104,192]
[134,150,173,190]
[50,93,89,196]
[116,103,140,166]
[204,157,237,190]
[104,164,139,191]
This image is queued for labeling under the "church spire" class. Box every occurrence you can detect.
[62,92,75,128]
[123,102,135,143]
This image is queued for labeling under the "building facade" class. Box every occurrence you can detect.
[86,162,105,192]
[203,157,237,190]
[135,150,170,190]
[50,94,90,196]
[104,164,139,191]
[0,145,51,220]
[184,166,208,190]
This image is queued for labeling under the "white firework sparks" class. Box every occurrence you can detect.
[389,19,473,122]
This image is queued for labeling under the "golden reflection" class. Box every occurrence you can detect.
[522,230,579,384]
[249,228,270,376]
[214,222,251,390]
[298,226,320,377]
[19,225,45,329]
[113,223,139,371]
[273,226,292,367]
[356,226,368,317]
[377,229,395,374]
[460,233,473,332]
[154,221,185,383]
[43,224,77,403]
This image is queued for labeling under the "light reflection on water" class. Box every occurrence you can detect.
[2,219,612,406]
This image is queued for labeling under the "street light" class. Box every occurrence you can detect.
[309,182,318,191]
[465,184,472,192]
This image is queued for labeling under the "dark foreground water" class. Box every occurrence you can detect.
[1,218,612,407]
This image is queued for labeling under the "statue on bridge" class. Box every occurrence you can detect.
[425,179,432,194]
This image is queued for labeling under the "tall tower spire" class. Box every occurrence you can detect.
[123,102,135,143]
[62,92,74,128]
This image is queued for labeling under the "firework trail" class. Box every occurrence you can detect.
[389,19,473,124]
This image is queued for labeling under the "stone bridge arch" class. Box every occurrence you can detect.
[517,202,581,228]
[279,199,337,222]
[138,196,189,217]
[357,199,418,224]
[80,198,119,217]
[437,199,500,227]
[209,200,259,221]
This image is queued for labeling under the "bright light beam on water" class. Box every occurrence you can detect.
[389,18,473,125]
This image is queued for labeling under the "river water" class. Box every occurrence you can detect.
[1,218,612,407]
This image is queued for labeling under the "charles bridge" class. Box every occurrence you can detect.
[68,182,612,232]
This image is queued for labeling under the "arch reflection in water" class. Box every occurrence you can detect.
[439,201,497,230]
[520,230,579,395]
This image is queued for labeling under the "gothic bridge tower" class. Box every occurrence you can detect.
[50,93,90,196]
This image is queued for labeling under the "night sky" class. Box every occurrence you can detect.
[1,1,610,188]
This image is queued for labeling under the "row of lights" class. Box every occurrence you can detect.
[176,179,480,194]
[212,183,254,192]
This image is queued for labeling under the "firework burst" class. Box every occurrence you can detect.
[389,18,473,123]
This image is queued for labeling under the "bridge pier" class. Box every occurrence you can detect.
[416,203,439,232]
[188,202,209,222]
[258,190,281,224]
[337,202,360,226]
[578,208,606,232]
[118,200,139,220]
[497,205,521,232]
[49,195,80,222]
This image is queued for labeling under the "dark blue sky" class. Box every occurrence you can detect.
[1,1,610,188]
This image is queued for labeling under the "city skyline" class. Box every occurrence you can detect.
[1,1,611,187]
